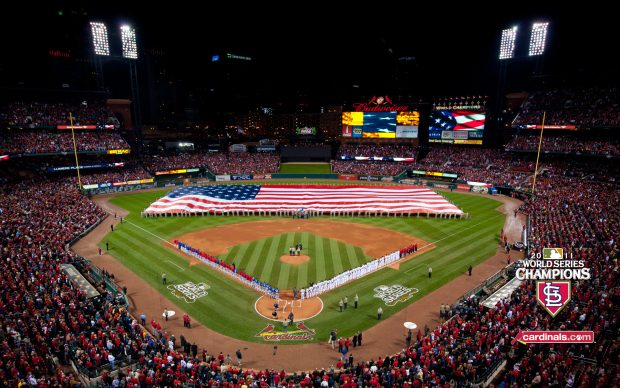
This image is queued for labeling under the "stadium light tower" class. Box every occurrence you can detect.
[120,25,138,59]
[499,26,518,60]
[90,22,110,56]
[528,22,549,56]
[89,21,142,128]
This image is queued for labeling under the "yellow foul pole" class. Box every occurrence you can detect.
[69,112,83,189]
[531,111,546,194]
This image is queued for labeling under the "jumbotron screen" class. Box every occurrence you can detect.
[342,111,419,139]
[428,110,485,145]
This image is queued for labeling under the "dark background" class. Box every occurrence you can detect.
[0,3,616,116]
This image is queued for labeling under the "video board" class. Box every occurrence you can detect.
[428,109,485,145]
[342,111,419,139]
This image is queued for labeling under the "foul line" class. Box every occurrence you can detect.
[420,213,504,251]
[104,209,175,247]
[167,260,185,272]
[403,213,505,273]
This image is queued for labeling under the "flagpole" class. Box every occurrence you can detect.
[531,111,546,194]
[69,112,83,190]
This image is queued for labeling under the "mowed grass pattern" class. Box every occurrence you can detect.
[222,233,370,290]
[104,186,504,343]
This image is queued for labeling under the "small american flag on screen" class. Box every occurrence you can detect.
[144,185,463,215]
[430,110,485,131]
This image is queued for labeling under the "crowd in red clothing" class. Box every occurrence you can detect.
[78,167,151,185]
[337,144,417,158]
[505,134,620,156]
[512,87,620,128]
[2,101,118,129]
[0,143,617,386]
[332,160,409,176]
[142,152,280,175]
[0,130,129,154]
[0,178,107,384]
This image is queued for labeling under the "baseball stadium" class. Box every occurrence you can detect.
[0,6,618,387]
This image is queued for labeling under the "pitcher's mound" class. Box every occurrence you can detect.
[280,254,310,265]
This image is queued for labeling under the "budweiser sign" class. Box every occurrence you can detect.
[353,96,410,112]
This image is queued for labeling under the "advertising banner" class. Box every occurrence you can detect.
[339,174,358,181]
[359,176,381,181]
[231,174,253,181]
[215,175,231,182]
[396,126,419,138]
[456,183,471,191]
[107,149,131,155]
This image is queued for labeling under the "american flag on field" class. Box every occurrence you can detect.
[144,185,463,215]
[429,110,485,131]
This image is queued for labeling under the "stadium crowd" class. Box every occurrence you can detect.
[0,130,129,154]
[142,152,280,175]
[505,135,620,156]
[0,147,617,386]
[512,87,620,128]
[337,144,417,159]
[332,160,410,176]
[0,88,618,386]
[78,167,151,185]
[2,101,118,129]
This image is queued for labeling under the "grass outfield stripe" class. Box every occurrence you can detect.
[330,239,344,275]
[267,235,284,286]
[314,235,327,281]
[225,245,240,263]
[322,236,334,279]
[236,241,257,270]
[296,232,310,289]
[259,234,283,282]
[231,242,250,266]
[344,241,361,269]
[244,238,267,275]
[305,234,317,286]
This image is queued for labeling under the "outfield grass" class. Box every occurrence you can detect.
[104,186,504,343]
[279,163,332,173]
[221,232,369,290]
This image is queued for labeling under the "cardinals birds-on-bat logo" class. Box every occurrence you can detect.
[369,96,393,105]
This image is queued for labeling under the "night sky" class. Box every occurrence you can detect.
[1,3,616,107]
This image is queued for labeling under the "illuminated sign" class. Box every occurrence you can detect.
[296,127,316,135]
[524,125,577,130]
[226,53,252,61]
[396,111,420,126]
[343,111,419,139]
[212,55,219,62]
[107,149,131,155]
[57,125,97,130]
[352,96,410,112]
[454,139,483,145]
[411,171,458,179]
[155,168,199,176]
[0,155,8,162]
